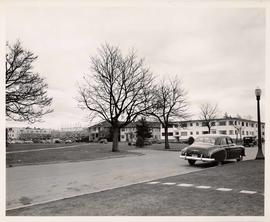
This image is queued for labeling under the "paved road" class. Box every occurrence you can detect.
[6,146,261,210]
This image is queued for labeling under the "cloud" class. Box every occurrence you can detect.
[5,5,265,128]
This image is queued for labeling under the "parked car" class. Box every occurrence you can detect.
[65,139,73,144]
[54,139,63,143]
[24,140,34,144]
[243,136,257,147]
[179,134,245,166]
[99,138,108,144]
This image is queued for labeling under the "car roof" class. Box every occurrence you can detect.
[195,134,230,139]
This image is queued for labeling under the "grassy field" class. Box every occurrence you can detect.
[6,142,187,167]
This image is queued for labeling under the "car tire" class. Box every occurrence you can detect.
[237,155,243,162]
[188,160,196,166]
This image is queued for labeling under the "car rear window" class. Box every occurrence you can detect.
[195,137,216,145]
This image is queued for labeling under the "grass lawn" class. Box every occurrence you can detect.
[6,142,187,167]
[6,160,264,216]
[6,143,84,152]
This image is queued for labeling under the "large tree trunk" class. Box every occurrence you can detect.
[6,128,9,147]
[112,126,120,152]
[208,125,211,134]
[164,126,170,149]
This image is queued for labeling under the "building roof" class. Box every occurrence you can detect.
[173,117,264,124]
[89,120,160,129]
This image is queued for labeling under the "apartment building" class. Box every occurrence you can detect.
[160,117,265,142]
[88,121,161,142]
[120,122,161,142]
[88,121,112,141]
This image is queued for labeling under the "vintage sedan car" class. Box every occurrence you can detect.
[180,134,245,165]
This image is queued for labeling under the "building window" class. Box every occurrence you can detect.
[196,122,199,126]
[246,131,249,135]
[190,123,193,127]
[251,123,254,127]
[202,122,207,127]
[190,132,193,135]
[229,130,234,135]
[229,121,234,125]
[242,122,244,126]
[262,132,265,136]
[219,130,227,135]
[121,128,125,132]
[196,131,199,135]
[180,123,187,128]
[242,131,245,135]
[121,135,125,139]
[235,130,238,134]
[219,121,226,126]
[211,130,216,134]
[162,132,173,136]
[175,132,179,135]
[262,125,264,129]
[211,122,216,126]
[202,131,208,134]
[246,123,248,127]
[181,132,187,136]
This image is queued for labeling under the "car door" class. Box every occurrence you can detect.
[218,137,229,159]
[225,137,240,159]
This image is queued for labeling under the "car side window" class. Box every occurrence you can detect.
[220,138,227,145]
[226,138,233,145]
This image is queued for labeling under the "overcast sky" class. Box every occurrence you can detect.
[5,1,266,129]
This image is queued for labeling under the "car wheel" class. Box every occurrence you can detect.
[188,160,196,166]
[237,155,243,162]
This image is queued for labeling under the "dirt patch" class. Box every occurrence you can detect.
[19,196,32,205]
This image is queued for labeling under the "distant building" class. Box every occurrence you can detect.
[51,127,89,141]
[88,121,112,142]
[6,127,52,141]
[160,117,265,142]
[120,122,161,142]
[88,120,161,142]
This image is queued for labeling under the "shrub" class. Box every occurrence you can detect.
[187,136,194,145]
[136,136,144,148]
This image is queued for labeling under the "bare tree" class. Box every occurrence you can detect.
[199,103,219,134]
[6,41,53,123]
[148,77,189,149]
[78,44,154,152]
[232,116,245,142]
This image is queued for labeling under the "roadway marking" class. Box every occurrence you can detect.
[216,188,232,192]
[147,182,160,185]
[196,185,211,189]
[162,182,176,185]
[239,190,257,194]
[145,182,260,195]
[177,183,194,187]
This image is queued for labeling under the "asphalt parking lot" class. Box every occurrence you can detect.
[7,160,264,216]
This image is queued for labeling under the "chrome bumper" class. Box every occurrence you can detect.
[179,155,215,162]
